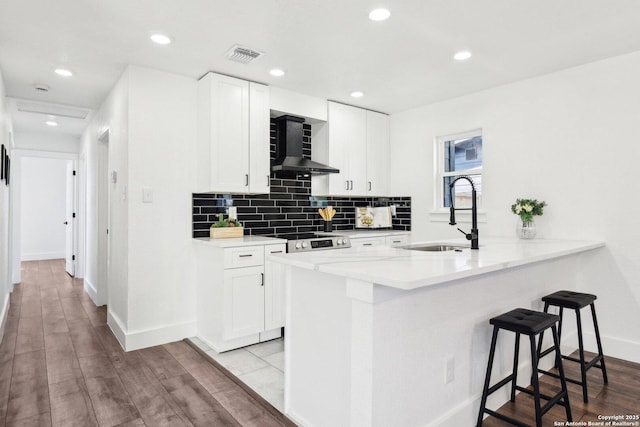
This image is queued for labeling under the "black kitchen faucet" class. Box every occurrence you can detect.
[448,176,479,250]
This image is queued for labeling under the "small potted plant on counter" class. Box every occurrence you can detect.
[210,214,244,239]
[511,198,546,239]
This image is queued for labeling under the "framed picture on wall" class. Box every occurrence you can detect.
[1,144,4,180]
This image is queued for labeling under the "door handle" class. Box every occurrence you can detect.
[245,174,249,186]
[368,181,372,191]
[345,180,349,190]
[64,221,68,225]
[266,175,270,187]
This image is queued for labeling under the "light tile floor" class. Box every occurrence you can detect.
[188,337,285,412]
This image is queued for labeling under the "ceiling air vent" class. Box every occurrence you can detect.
[225,44,264,64]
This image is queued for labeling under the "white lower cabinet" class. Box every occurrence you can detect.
[264,244,286,331]
[196,241,286,352]
[223,266,265,340]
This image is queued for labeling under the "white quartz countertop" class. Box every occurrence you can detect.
[269,237,604,290]
[194,236,287,248]
[316,229,410,238]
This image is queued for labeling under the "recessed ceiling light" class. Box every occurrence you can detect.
[54,68,73,77]
[454,50,472,61]
[269,69,285,77]
[45,121,58,127]
[369,8,391,21]
[350,91,364,98]
[150,33,172,45]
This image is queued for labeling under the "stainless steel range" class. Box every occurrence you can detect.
[271,232,351,253]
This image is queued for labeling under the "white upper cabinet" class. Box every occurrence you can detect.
[249,82,271,193]
[327,102,367,196]
[314,101,390,196]
[197,72,270,193]
[366,110,390,196]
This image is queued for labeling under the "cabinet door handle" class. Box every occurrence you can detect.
[245,174,249,186]
[269,250,283,254]
[363,243,373,246]
[393,240,402,243]
[260,273,264,286]
[368,181,372,191]
[266,175,270,187]
[239,254,253,258]
[345,180,349,190]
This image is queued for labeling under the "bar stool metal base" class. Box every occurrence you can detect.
[477,308,572,427]
[537,291,608,403]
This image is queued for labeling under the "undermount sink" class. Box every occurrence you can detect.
[402,244,467,252]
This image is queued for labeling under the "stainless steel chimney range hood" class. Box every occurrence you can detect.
[271,115,339,175]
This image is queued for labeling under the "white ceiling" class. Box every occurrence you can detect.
[2,0,640,136]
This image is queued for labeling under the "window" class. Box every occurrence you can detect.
[435,130,483,211]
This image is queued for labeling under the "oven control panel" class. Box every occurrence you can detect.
[287,236,351,252]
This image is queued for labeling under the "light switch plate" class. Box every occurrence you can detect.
[142,187,153,203]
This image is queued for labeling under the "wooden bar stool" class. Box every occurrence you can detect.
[477,308,572,427]
[536,290,608,403]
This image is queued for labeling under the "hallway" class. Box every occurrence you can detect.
[0,260,293,426]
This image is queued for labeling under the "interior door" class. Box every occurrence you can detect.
[64,161,75,276]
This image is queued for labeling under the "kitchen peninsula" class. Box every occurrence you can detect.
[270,238,604,427]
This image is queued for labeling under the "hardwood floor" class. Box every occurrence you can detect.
[482,350,640,426]
[3,260,638,427]
[0,260,295,427]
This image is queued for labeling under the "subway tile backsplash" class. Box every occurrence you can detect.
[192,120,411,238]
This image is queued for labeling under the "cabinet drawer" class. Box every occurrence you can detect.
[351,237,386,247]
[264,243,287,257]
[224,246,265,269]
[386,234,410,247]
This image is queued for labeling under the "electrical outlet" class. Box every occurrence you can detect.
[445,357,455,383]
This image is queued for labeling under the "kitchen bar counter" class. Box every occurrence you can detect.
[270,237,603,290]
[274,238,606,426]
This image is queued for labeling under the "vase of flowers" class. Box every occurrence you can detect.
[511,198,546,239]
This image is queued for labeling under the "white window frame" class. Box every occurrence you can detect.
[429,129,487,223]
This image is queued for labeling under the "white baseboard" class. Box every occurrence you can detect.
[107,310,196,352]
[0,294,9,345]
[107,310,127,350]
[84,279,98,305]
[585,332,640,364]
[21,252,66,261]
[553,329,639,364]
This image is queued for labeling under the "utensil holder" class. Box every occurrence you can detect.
[323,221,332,232]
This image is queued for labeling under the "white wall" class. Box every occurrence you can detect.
[81,65,197,350]
[81,68,129,329]
[390,50,640,362]
[0,70,13,341]
[125,65,197,349]
[20,157,68,260]
[13,131,80,153]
